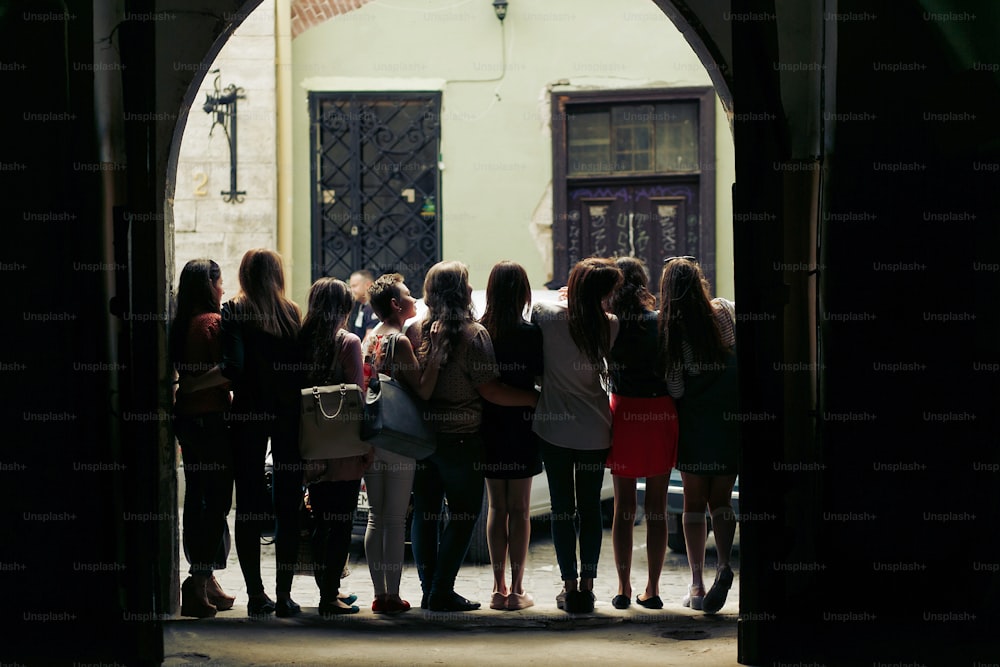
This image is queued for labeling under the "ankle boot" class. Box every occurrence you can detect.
[205,575,235,611]
[181,575,218,618]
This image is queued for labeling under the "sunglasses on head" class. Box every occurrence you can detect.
[663,256,697,264]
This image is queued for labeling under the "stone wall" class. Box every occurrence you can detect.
[171,0,277,293]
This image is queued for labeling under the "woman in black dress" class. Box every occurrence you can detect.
[479,261,543,611]
[657,256,738,614]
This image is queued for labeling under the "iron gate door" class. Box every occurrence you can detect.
[311,92,441,296]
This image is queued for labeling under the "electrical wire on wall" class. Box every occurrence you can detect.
[444,0,510,117]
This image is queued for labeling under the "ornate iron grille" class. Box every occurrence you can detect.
[564,182,708,286]
[310,93,441,296]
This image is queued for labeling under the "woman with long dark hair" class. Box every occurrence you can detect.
[657,256,738,614]
[532,257,623,613]
[606,257,678,610]
[479,261,543,611]
[170,258,236,618]
[412,260,538,612]
[299,277,371,616]
[183,248,304,616]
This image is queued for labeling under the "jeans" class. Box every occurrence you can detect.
[175,413,234,576]
[410,433,484,596]
[364,448,417,596]
[309,479,361,602]
[540,439,609,581]
[231,411,301,596]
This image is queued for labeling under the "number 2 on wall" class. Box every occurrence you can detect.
[194,171,208,196]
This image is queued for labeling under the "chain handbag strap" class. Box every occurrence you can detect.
[312,385,348,420]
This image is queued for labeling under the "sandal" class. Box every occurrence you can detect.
[682,585,705,611]
[506,592,534,611]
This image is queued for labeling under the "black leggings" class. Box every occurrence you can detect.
[231,416,301,596]
[175,413,233,575]
[309,479,361,602]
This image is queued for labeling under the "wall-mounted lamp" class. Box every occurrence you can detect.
[202,70,246,203]
[492,0,508,22]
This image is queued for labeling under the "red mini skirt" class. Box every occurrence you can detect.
[606,394,679,478]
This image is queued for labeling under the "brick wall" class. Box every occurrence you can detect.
[291,0,376,38]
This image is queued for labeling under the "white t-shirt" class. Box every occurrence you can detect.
[531,301,619,450]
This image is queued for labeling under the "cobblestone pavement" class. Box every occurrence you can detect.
[204,509,740,617]
[168,494,742,666]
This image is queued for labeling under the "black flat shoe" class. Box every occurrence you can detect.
[319,600,360,616]
[420,592,429,609]
[636,594,663,610]
[274,598,301,618]
[247,594,275,617]
[703,565,734,614]
[428,591,480,612]
[612,594,631,609]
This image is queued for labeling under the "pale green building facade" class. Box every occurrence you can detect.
[171,0,734,306]
[289,0,734,304]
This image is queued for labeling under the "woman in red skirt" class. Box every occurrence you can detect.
[606,257,678,609]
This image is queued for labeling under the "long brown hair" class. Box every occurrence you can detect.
[567,257,623,373]
[480,260,531,343]
[656,257,726,376]
[419,260,474,363]
[299,277,354,384]
[232,248,300,338]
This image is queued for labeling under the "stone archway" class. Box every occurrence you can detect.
[155,0,747,631]
[158,0,739,606]
[13,0,1000,664]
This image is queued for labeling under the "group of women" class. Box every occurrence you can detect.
[170,247,739,619]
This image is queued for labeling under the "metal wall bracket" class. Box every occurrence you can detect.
[203,70,246,203]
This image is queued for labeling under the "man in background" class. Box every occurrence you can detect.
[348,269,379,340]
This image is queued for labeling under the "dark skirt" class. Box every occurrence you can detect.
[676,349,740,476]
[480,405,543,480]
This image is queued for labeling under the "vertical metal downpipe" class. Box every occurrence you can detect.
[276,0,294,294]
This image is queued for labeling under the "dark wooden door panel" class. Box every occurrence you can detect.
[566,183,698,276]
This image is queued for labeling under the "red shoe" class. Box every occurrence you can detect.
[372,597,386,613]
[384,597,411,614]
